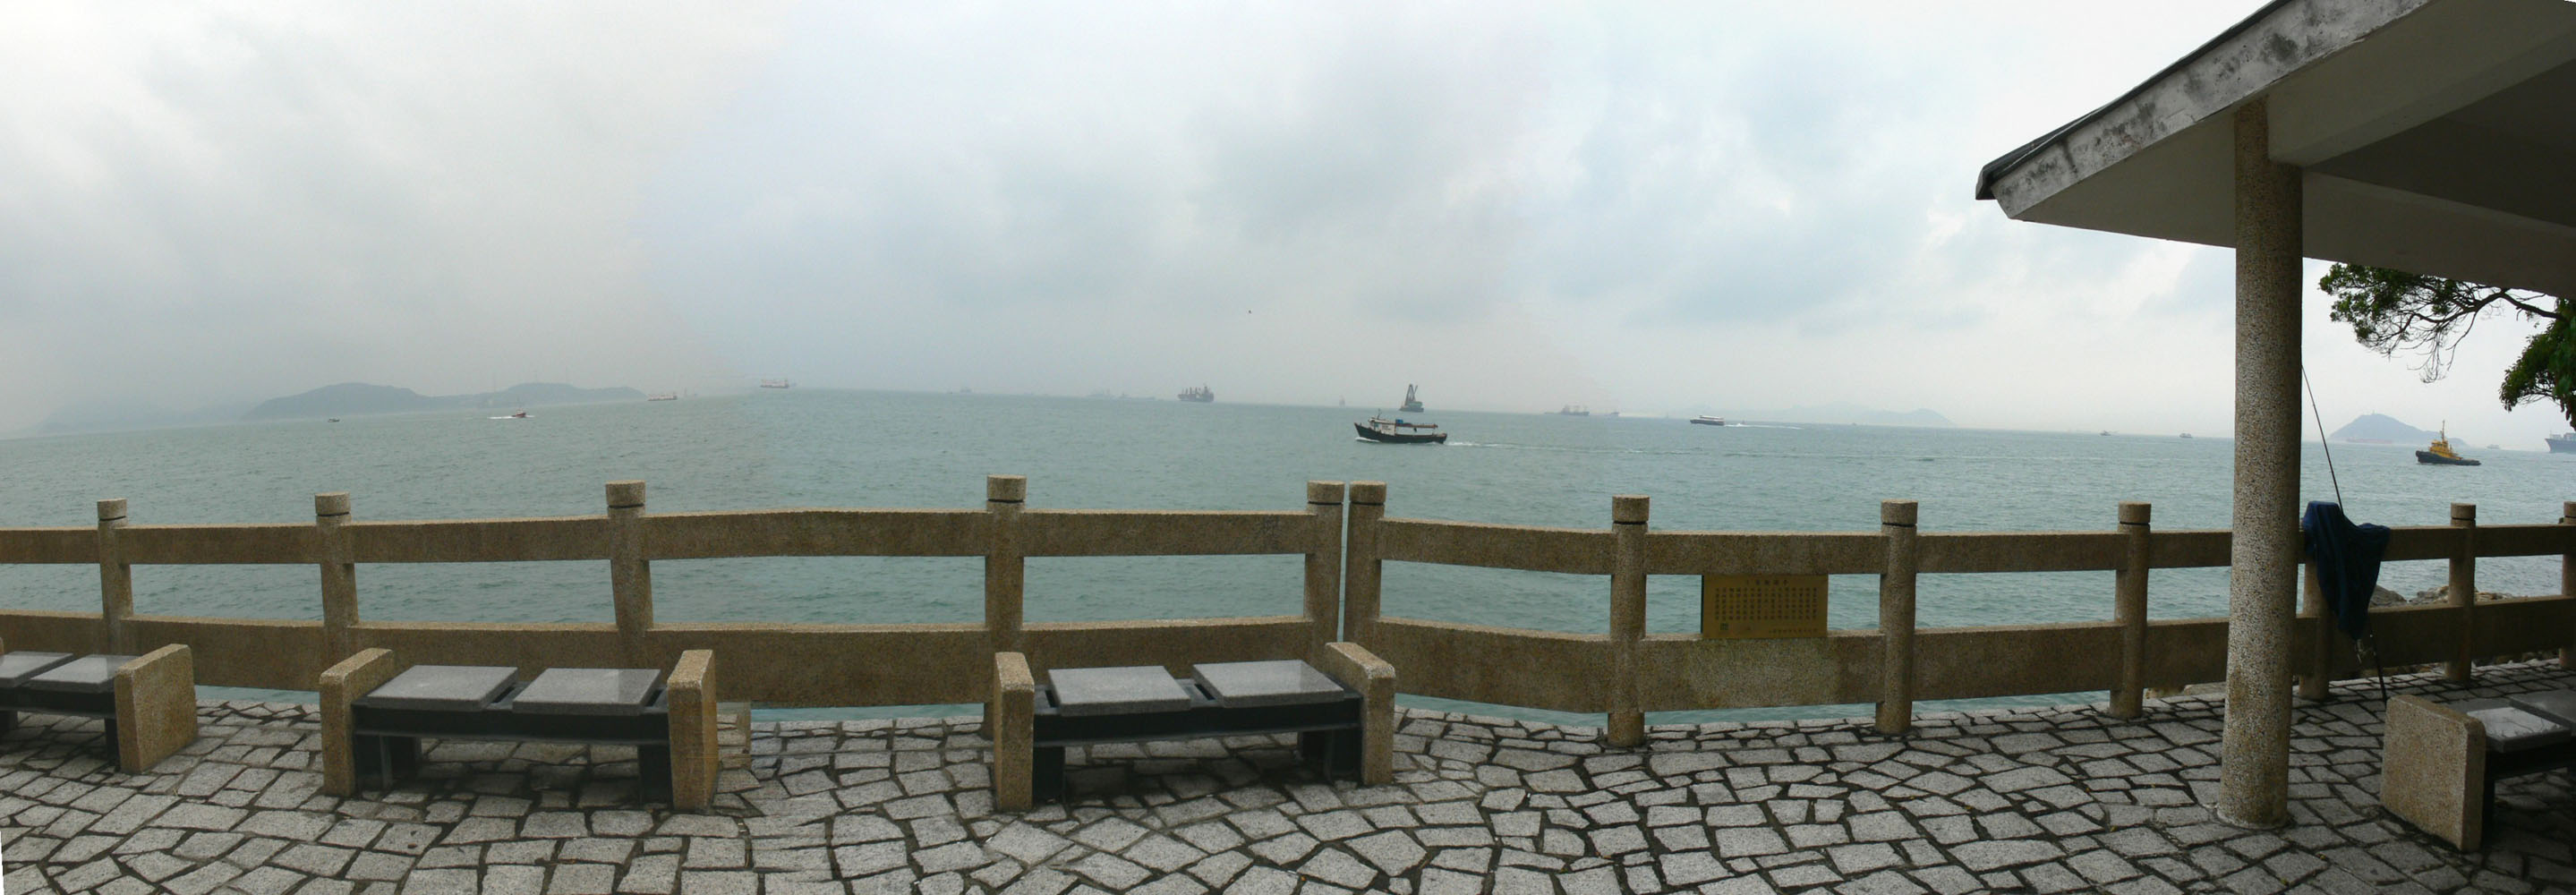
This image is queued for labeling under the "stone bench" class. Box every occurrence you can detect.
[0,641,199,772]
[317,649,720,809]
[990,643,1395,810]
[2383,689,2576,849]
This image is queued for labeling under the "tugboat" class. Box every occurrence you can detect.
[2416,424,2481,465]
[1355,416,1446,444]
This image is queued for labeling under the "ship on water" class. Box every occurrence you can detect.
[1399,384,1425,413]
[759,379,792,389]
[1178,385,1214,403]
[2550,431,2576,454]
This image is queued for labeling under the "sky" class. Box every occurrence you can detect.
[3,2,2568,446]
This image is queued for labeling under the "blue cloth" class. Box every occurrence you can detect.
[2301,501,2390,639]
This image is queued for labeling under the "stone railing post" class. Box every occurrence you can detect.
[985,475,1028,657]
[98,499,132,654]
[2562,500,2574,670]
[2297,560,2329,701]
[2446,503,2476,682]
[1877,499,1919,735]
[607,482,653,665]
[1305,482,1346,656]
[317,493,357,660]
[1343,482,1387,647]
[1607,494,1649,747]
[2111,502,2151,718]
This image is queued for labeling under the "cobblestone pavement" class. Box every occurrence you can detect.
[4,661,2574,894]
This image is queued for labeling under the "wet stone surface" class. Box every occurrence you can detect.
[3,661,2574,893]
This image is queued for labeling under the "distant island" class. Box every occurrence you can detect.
[1672,402,1954,427]
[2328,413,2440,444]
[243,382,644,421]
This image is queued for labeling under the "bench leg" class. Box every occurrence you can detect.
[354,734,420,791]
[101,718,119,759]
[0,709,14,736]
[1034,746,1067,804]
[638,745,673,803]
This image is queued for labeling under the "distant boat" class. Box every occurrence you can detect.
[2549,432,2576,454]
[327,418,340,423]
[2416,424,2480,465]
[490,410,530,420]
[1355,416,1446,444]
[1691,416,1726,427]
[2099,430,2112,436]
[2179,432,2192,439]
[646,393,678,402]
[1178,385,1214,403]
[759,379,792,389]
[1398,384,1425,413]
[1556,405,1589,416]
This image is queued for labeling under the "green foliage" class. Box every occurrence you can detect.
[2318,263,2570,427]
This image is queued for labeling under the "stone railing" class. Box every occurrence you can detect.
[0,478,2569,737]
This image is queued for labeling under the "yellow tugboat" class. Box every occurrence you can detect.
[2415,423,2481,466]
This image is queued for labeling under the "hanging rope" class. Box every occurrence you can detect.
[2303,367,2344,507]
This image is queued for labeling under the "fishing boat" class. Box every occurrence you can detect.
[1691,416,1725,426]
[1354,416,1446,444]
[1398,384,1425,413]
[1178,385,1214,403]
[2416,424,2480,465]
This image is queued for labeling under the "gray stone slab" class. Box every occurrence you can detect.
[0,652,77,686]
[1048,666,1190,717]
[24,655,138,694]
[1190,661,1346,709]
[2456,699,2572,753]
[2508,689,2576,727]
[363,666,516,712]
[512,669,661,716]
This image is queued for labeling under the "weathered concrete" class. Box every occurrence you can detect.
[4,661,2572,894]
[2220,97,2304,831]
[1876,500,1919,735]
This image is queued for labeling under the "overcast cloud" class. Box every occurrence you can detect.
[4,2,2565,444]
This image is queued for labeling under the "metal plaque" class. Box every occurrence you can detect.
[1701,575,1827,639]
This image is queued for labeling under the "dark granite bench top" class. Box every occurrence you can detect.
[0,652,77,687]
[513,669,662,716]
[23,655,138,695]
[1191,660,1348,709]
[363,665,518,712]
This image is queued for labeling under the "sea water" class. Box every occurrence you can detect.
[0,390,2564,723]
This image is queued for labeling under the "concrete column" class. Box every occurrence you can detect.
[2111,502,2151,718]
[606,482,653,664]
[1876,500,1920,734]
[1607,495,1649,747]
[2217,97,2302,830]
[2561,501,2573,670]
[2446,503,2477,682]
[985,475,1028,656]
[1304,482,1346,656]
[1344,482,1387,647]
[97,499,132,654]
[316,493,357,660]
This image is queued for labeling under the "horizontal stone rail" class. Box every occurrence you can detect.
[1342,485,2576,744]
[1,481,2570,737]
[0,477,1351,708]
[1376,518,1612,574]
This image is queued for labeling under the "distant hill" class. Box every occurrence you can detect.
[2329,413,2440,444]
[243,381,643,421]
[1673,402,1954,427]
[246,383,441,421]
